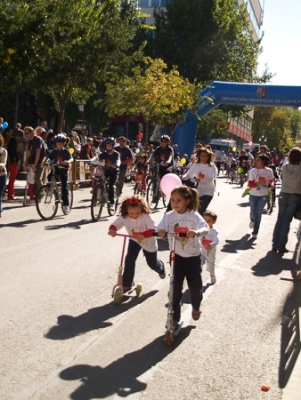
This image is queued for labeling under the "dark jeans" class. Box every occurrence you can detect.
[173,254,202,322]
[198,195,213,216]
[123,239,164,288]
[0,174,7,212]
[272,192,300,250]
[116,168,127,197]
[105,169,118,204]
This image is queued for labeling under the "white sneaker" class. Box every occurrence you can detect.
[211,276,216,284]
[63,206,70,215]
[109,203,115,211]
[249,221,254,229]
[252,233,257,239]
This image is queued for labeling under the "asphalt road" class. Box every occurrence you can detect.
[1,176,301,400]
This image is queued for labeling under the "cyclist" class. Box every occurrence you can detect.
[98,137,120,211]
[47,133,73,214]
[153,135,174,178]
[115,136,134,197]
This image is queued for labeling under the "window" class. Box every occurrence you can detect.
[139,0,149,6]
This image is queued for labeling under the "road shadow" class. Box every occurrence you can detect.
[59,326,195,399]
[251,249,297,277]
[44,218,98,230]
[221,234,256,253]
[0,218,39,228]
[279,278,301,388]
[45,290,158,340]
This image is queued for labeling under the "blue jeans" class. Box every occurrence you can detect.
[272,192,300,250]
[0,174,7,212]
[249,194,268,235]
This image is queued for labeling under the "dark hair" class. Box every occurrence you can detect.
[256,153,270,166]
[288,147,301,165]
[170,185,199,211]
[203,209,217,222]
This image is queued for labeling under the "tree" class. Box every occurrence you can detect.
[252,107,295,153]
[0,0,144,131]
[104,57,199,128]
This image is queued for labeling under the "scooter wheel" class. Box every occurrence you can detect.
[135,284,142,297]
[164,330,173,346]
[113,287,122,305]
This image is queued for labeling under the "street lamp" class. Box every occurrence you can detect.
[259,135,267,144]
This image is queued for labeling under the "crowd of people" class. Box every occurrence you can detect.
[1,117,301,326]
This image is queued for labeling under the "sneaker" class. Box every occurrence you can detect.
[159,261,166,279]
[278,248,289,254]
[192,308,202,321]
[211,276,216,284]
[28,199,36,204]
[251,233,257,239]
[173,320,179,329]
[109,202,115,211]
[249,221,254,229]
[63,206,70,215]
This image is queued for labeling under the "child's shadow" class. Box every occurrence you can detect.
[59,327,195,399]
[221,234,255,253]
[45,291,157,340]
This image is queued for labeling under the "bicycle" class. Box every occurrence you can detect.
[133,173,147,197]
[90,162,119,222]
[146,163,167,210]
[35,162,73,220]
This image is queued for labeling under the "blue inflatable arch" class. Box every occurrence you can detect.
[173,81,301,156]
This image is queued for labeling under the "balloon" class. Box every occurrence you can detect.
[180,158,186,165]
[248,141,253,146]
[137,133,143,140]
[160,173,182,197]
[135,148,140,154]
[232,146,236,152]
[2,122,8,129]
[69,148,74,155]
[237,167,244,174]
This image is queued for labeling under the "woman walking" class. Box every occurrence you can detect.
[272,147,301,253]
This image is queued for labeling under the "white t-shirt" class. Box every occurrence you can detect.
[110,213,157,252]
[182,163,217,197]
[248,167,274,197]
[201,227,219,263]
[157,210,209,257]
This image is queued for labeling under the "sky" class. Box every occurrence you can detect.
[257,0,301,86]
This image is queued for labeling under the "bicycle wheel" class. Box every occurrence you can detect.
[146,180,159,210]
[91,186,103,222]
[133,183,139,195]
[36,184,59,220]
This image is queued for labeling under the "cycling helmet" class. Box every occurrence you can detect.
[55,133,67,143]
[104,137,115,146]
[160,134,170,142]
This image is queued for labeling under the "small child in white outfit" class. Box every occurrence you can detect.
[201,210,219,284]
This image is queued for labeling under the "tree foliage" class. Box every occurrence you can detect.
[0,0,144,131]
[105,57,199,125]
[252,106,299,153]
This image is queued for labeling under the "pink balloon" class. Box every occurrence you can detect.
[160,173,182,196]
[248,141,253,146]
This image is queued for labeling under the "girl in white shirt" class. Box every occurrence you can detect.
[108,196,165,292]
[158,185,209,327]
[182,147,217,215]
